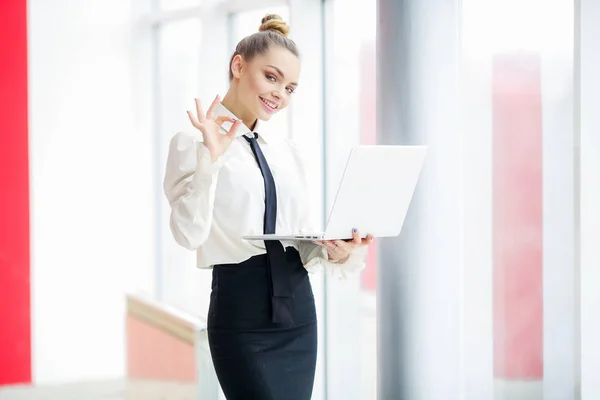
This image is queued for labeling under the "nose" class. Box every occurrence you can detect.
[272,90,282,100]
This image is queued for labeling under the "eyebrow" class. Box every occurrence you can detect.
[266,65,298,86]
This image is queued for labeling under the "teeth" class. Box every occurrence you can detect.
[261,97,278,109]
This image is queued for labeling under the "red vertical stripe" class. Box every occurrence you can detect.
[359,41,377,291]
[0,0,31,385]
[492,54,543,379]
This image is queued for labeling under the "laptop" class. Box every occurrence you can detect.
[242,145,427,241]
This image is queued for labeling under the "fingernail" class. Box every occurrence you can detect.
[232,118,237,121]
[353,228,357,233]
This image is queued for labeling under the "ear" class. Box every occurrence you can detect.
[230,54,245,80]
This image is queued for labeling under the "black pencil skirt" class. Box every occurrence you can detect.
[207,246,318,400]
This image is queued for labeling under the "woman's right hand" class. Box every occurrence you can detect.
[187,95,243,162]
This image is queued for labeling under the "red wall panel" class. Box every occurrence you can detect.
[492,54,544,379]
[360,41,377,292]
[0,0,31,385]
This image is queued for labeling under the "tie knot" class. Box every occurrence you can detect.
[243,132,259,143]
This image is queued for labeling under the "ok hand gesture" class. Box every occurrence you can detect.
[187,95,243,162]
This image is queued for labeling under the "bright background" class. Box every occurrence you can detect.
[1,0,600,398]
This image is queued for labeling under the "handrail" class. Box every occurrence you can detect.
[126,292,220,399]
[126,292,207,345]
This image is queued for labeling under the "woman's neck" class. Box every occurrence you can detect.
[221,89,257,131]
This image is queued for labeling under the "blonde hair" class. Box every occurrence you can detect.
[228,14,299,81]
[259,13,290,36]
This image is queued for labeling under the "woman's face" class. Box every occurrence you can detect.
[233,45,300,121]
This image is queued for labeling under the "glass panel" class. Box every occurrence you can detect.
[156,18,211,316]
[159,0,201,11]
[323,0,377,398]
[462,0,576,397]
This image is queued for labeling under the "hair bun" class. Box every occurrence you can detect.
[259,14,290,37]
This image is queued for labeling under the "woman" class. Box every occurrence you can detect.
[163,14,372,400]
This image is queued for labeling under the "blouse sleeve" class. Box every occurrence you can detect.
[286,139,368,279]
[162,131,231,250]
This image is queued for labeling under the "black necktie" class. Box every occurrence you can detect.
[244,133,294,325]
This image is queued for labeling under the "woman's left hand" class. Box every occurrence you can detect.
[313,228,374,263]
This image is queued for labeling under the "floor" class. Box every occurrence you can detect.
[0,380,197,400]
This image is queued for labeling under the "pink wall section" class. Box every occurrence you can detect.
[126,316,196,382]
[492,53,544,379]
[360,41,378,292]
[0,0,31,386]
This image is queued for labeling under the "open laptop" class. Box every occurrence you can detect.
[242,145,427,241]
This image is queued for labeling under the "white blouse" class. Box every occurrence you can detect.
[162,103,367,279]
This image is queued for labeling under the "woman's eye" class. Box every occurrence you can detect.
[286,87,295,94]
[266,74,276,82]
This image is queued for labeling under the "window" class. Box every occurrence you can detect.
[159,0,201,11]
[155,18,210,315]
[323,0,378,398]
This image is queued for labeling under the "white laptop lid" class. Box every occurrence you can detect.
[321,145,426,240]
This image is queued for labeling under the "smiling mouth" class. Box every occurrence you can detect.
[259,96,279,112]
